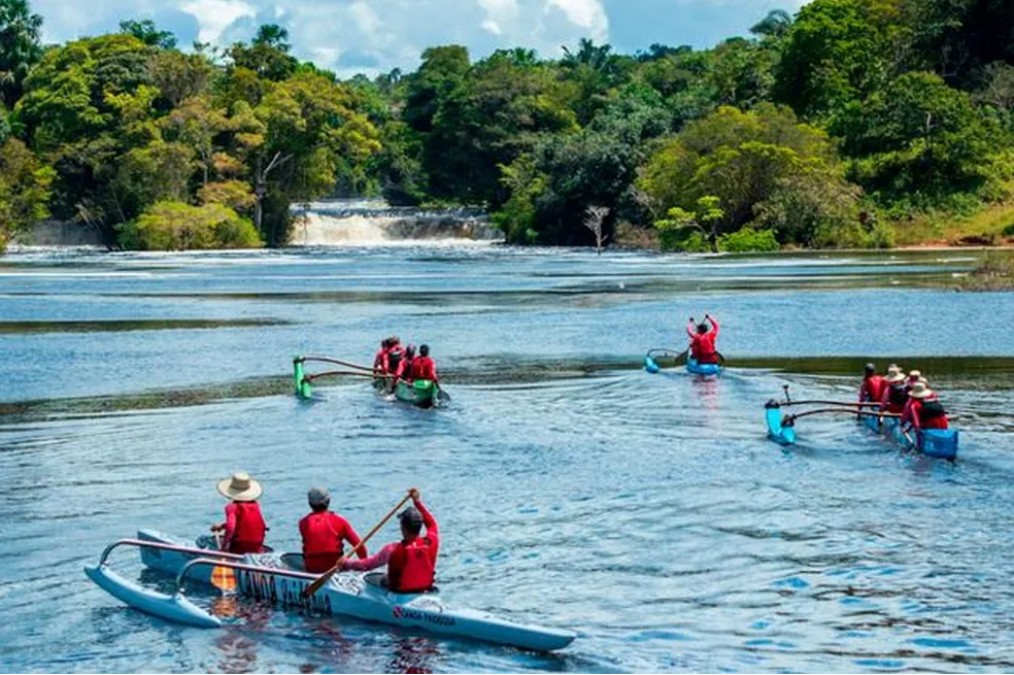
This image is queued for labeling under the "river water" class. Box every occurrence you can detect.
[0,246,1012,673]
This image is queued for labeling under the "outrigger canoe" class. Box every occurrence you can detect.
[84,530,576,652]
[764,395,958,461]
[644,348,724,376]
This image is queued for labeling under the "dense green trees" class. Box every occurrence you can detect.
[0,0,1012,252]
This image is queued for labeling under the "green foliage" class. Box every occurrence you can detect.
[654,197,724,251]
[0,0,42,107]
[119,201,261,250]
[0,136,51,250]
[119,19,176,50]
[640,104,863,247]
[717,226,780,252]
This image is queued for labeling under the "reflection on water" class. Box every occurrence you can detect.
[0,247,1011,673]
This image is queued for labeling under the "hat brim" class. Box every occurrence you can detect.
[887,374,907,383]
[217,477,262,501]
[910,389,934,399]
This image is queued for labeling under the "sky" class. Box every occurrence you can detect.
[30,0,808,77]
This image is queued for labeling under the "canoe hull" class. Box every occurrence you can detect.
[861,413,958,460]
[686,358,721,376]
[105,530,575,652]
[394,379,437,408]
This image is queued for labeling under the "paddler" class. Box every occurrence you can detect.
[410,344,438,384]
[902,382,949,431]
[880,369,909,414]
[298,487,368,573]
[210,472,267,553]
[686,314,720,364]
[859,362,886,403]
[905,370,922,392]
[393,344,416,386]
[341,488,439,593]
[373,338,392,372]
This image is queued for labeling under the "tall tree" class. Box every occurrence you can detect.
[0,0,42,107]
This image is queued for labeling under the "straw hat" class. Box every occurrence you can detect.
[909,382,934,399]
[886,371,907,384]
[886,365,901,377]
[217,472,262,501]
[908,370,922,380]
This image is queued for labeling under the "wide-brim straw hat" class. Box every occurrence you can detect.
[908,370,922,379]
[887,371,907,384]
[217,472,262,501]
[909,382,934,399]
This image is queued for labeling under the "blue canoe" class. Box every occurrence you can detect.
[861,412,958,461]
[686,358,722,376]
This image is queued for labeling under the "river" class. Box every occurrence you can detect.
[0,246,1012,673]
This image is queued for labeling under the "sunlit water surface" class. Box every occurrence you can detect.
[0,247,1012,673]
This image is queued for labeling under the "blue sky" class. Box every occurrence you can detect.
[30,0,807,77]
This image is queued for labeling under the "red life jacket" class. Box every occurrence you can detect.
[390,537,436,593]
[917,399,949,429]
[690,333,717,364]
[411,356,436,381]
[862,375,886,402]
[386,346,404,374]
[230,501,266,553]
[300,511,343,572]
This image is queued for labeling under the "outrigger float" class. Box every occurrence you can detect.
[84,530,576,652]
[293,356,444,408]
[764,386,958,460]
[643,348,724,377]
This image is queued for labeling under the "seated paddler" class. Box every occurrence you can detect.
[341,488,439,593]
[902,382,949,432]
[686,313,720,364]
[299,487,368,573]
[210,471,267,553]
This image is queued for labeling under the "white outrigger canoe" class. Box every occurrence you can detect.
[84,530,576,652]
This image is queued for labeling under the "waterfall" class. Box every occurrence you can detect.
[290,199,504,246]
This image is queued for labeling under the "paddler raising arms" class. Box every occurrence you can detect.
[210,472,267,553]
[686,313,720,364]
[341,488,439,593]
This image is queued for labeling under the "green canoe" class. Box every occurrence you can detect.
[393,379,438,408]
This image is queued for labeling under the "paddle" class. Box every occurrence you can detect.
[302,492,413,598]
[437,385,451,403]
[777,399,881,408]
[210,533,237,593]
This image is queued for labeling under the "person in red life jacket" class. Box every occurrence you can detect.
[298,487,367,573]
[393,344,416,386]
[410,344,438,383]
[374,338,392,372]
[903,382,949,431]
[210,472,267,554]
[341,488,439,593]
[686,314,720,364]
[859,363,887,403]
[905,370,922,392]
[880,370,909,414]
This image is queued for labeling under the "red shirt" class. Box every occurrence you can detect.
[342,500,439,593]
[299,511,366,573]
[223,501,266,553]
[686,318,719,364]
[907,397,949,431]
[860,375,886,403]
[881,383,908,414]
[411,356,437,382]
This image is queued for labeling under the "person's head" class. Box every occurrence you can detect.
[864,363,876,376]
[405,344,416,358]
[381,338,391,349]
[696,323,709,334]
[908,369,921,382]
[390,335,401,346]
[217,471,262,502]
[307,486,330,512]
[419,344,430,357]
[909,382,934,400]
[399,506,423,538]
[887,371,906,385]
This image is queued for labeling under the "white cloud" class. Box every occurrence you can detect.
[546,0,607,33]
[180,0,256,43]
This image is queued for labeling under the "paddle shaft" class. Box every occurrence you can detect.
[302,493,412,597]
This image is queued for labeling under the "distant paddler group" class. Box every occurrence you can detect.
[294,336,446,407]
[765,362,957,460]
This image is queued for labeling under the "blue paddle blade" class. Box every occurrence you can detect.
[644,356,660,374]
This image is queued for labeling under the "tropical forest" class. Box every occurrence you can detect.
[0,0,1012,253]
